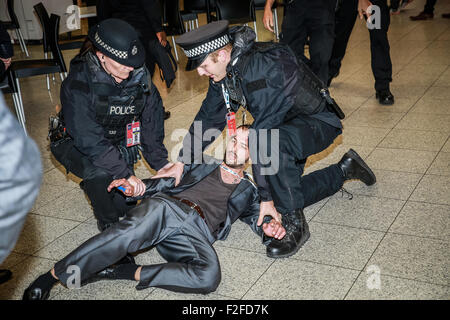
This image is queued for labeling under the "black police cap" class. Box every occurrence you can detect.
[88,18,145,68]
[176,20,230,71]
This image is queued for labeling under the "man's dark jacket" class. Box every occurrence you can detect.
[133,158,269,243]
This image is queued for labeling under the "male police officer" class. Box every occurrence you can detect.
[51,19,174,231]
[157,21,376,258]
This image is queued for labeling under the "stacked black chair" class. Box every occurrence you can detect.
[1,0,29,56]
[7,14,67,134]
[214,0,258,40]
[181,0,218,28]
[34,2,83,82]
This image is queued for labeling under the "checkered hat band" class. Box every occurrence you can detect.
[182,34,230,58]
[95,32,128,60]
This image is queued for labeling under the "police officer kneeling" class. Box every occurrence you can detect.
[165,21,377,258]
[51,19,173,231]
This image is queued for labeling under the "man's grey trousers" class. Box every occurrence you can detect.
[54,193,221,294]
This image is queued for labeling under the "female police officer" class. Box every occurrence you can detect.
[51,19,174,231]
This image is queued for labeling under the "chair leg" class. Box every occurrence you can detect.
[12,93,25,133]
[15,29,25,52]
[14,78,26,129]
[16,28,29,57]
[44,52,51,89]
[273,8,279,41]
[46,74,51,91]
[171,36,179,61]
[195,18,199,28]
[253,21,258,42]
[59,73,65,81]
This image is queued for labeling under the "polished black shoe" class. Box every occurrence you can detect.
[81,254,136,286]
[81,265,123,286]
[338,149,376,186]
[376,89,394,105]
[266,209,310,259]
[115,253,135,265]
[0,269,12,284]
[23,286,51,300]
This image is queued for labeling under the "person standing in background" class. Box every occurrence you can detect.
[328,0,395,105]
[263,0,336,85]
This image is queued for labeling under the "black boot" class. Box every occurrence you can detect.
[0,269,12,284]
[266,209,310,259]
[338,149,376,186]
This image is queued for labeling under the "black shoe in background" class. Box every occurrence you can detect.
[376,89,395,105]
[410,11,434,20]
[0,269,12,285]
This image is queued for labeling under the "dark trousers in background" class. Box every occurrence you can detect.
[142,36,157,77]
[280,0,336,84]
[51,141,134,230]
[265,115,344,215]
[423,0,437,14]
[329,0,392,91]
[54,193,220,294]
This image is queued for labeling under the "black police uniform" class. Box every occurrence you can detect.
[177,23,344,220]
[177,21,377,258]
[329,0,392,92]
[52,46,168,231]
[280,0,336,84]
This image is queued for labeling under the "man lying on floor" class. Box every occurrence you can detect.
[23,126,286,299]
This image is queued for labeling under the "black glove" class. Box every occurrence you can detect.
[118,144,142,166]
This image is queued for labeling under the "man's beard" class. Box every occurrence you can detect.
[224,151,246,169]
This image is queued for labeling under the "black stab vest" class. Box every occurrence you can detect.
[86,53,149,145]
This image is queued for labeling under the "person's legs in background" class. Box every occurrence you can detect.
[280,0,309,67]
[328,0,358,86]
[306,0,336,84]
[142,37,171,120]
[410,0,437,20]
[369,0,394,105]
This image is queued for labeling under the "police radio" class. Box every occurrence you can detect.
[48,105,69,145]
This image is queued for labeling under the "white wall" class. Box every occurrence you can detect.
[0,0,75,40]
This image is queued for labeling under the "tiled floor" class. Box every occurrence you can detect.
[1,0,449,300]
